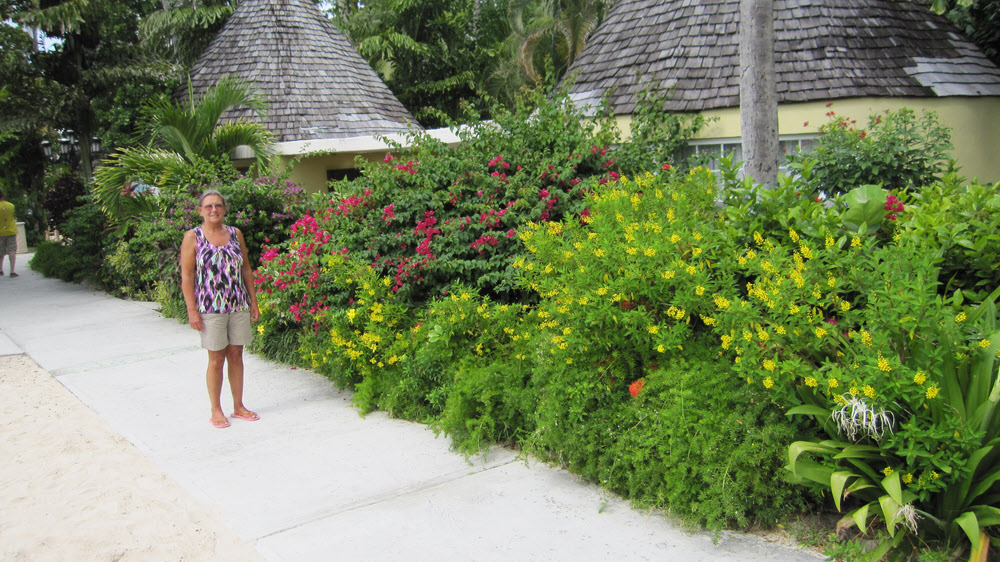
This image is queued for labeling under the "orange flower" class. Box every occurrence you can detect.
[629,379,645,397]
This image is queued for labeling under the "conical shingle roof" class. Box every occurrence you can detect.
[566,0,1000,114]
[181,0,419,142]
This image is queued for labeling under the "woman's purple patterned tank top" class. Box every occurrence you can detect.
[194,226,250,313]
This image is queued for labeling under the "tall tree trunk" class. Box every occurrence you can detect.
[739,0,778,185]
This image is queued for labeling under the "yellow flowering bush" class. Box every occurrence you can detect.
[514,167,728,377]
[713,218,1000,552]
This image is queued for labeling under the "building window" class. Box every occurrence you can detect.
[328,168,362,183]
[680,135,818,173]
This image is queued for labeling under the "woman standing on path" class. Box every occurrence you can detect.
[180,190,261,429]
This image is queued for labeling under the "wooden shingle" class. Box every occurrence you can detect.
[179,0,418,143]
[566,0,1000,114]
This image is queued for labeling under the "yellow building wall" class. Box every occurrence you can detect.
[279,152,386,194]
[686,97,1000,183]
[280,97,999,192]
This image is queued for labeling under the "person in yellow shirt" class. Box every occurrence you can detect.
[0,188,18,278]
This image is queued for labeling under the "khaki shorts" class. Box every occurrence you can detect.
[0,235,15,255]
[200,310,253,351]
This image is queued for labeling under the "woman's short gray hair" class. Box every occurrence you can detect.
[198,189,227,207]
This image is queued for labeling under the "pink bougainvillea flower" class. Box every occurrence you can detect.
[662,163,671,170]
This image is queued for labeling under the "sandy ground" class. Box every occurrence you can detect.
[0,354,264,562]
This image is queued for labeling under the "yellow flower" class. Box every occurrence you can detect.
[828,378,839,388]
[347,308,357,322]
[800,245,813,259]
[883,467,894,476]
[647,325,659,334]
[902,473,913,484]
[714,295,731,309]
[840,300,851,312]
[775,325,786,335]
[763,359,776,372]
[956,312,967,323]
[805,377,818,387]
[257,325,265,335]
[815,327,827,338]
[625,247,638,256]
[926,386,939,399]
[789,229,800,243]
[877,354,892,372]
[596,287,609,296]
[644,248,656,257]
[789,305,800,315]
[860,330,873,347]
[686,266,697,275]
[849,386,860,395]
[980,339,991,349]
[863,384,876,398]
[914,371,926,385]
[827,277,836,288]
[695,286,706,296]
[662,270,675,280]
[763,377,774,389]
[657,345,665,353]
[825,235,835,248]
[670,233,681,243]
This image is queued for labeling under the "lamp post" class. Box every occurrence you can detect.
[40,130,103,183]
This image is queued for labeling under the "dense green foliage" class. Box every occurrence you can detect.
[330,0,512,126]
[784,107,953,198]
[30,197,110,284]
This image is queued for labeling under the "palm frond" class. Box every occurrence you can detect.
[13,0,89,35]
[211,120,275,172]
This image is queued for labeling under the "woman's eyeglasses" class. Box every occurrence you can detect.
[201,204,226,210]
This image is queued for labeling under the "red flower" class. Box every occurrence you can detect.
[662,163,671,171]
[629,379,645,397]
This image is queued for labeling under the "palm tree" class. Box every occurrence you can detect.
[93,76,274,222]
[487,0,607,105]
[511,0,607,84]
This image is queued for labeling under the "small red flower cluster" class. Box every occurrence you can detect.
[395,160,418,175]
[413,210,440,258]
[470,234,498,252]
[629,379,645,398]
[382,204,396,225]
[884,194,905,221]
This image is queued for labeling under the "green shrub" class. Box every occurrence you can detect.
[530,344,812,531]
[785,107,953,198]
[712,187,1000,554]
[29,198,111,284]
[900,176,1000,301]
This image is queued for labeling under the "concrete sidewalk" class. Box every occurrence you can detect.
[0,261,823,561]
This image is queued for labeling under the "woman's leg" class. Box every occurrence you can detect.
[207,349,228,424]
[226,345,256,418]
